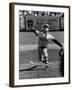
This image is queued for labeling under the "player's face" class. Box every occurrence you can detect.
[44,27,49,33]
[44,26,49,32]
[45,28,49,32]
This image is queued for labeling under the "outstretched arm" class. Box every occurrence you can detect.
[52,39,62,47]
[47,34,63,47]
[30,28,40,35]
[30,28,44,38]
[30,28,37,35]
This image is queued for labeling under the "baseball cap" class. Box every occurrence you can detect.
[43,24,49,28]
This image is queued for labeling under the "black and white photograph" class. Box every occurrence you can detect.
[9,3,70,87]
[19,10,64,79]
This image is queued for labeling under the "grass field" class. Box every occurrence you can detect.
[19,49,64,79]
[19,31,64,79]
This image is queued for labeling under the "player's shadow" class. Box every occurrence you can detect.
[20,65,47,72]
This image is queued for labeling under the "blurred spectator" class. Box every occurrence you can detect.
[61,13,64,17]
[35,12,38,16]
[42,12,45,16]
[24,11,28,16]
[50,12,55,16]
[31,11,35,16]
[47,12,50,16]
[20,10,64,18]
[19,11,25,30]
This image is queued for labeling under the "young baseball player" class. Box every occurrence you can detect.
[28,20,63,64]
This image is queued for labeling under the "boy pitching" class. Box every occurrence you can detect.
[28,20,63,64]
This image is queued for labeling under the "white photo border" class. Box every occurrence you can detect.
[10,3,70,87]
